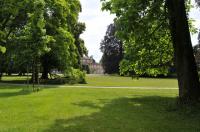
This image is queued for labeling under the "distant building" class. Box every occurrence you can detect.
[81,56,104,74]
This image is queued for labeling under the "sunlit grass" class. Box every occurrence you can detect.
[1,74,178,88]
[0,75,199,132]
[83,74,178,88]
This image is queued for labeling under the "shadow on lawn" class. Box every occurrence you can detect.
[44,96,200,132]
[0,89,31,98]
[0,80,26,84]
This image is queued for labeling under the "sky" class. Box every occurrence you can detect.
[79,0,200,62]
[79,0,115,62]
[190,0,200,46]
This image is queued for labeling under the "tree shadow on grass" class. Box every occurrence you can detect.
[0,80,26,84]
[44,96,200,132]
[0,89,31,98]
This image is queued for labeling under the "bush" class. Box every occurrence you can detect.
[39,69,86,85]
[64,68,86,84]
[40,78,69,85]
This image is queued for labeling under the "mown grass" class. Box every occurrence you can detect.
[1,75,28,84]
[84,75,178,88]
[1,74,178,88]
[0,75,200,132]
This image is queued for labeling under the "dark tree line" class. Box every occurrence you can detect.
[100,24,123,74]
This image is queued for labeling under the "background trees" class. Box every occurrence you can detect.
[39,0,87,79]
[100,23,123,74]
[40,0,79,79]
[0,0,86,84]
[0,0,29,79]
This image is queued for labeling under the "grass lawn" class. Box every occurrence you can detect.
[84,75,178,88]
[1,74,178,88]
[0,75,200,132]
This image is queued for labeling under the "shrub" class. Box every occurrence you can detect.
[40,78,69,85]
[64,68,86,84]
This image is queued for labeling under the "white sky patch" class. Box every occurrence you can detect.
[79,0,115,62]
[79,0,200,62]
[190,0,200,46]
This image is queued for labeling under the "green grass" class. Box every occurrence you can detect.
[1,74,178,88]
[84,75,178,88]
[0,75,200,132]
[1,75,28,84]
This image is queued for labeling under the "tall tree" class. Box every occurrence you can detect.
[10,0,51,88]
[73,22,88,68]
[26,0,50,87]
[100,23,123,74]
[0,0,29,79]
[40,0,86,79]
[102,0,200,102]
[102,0,174,77]
[0,0,86,83]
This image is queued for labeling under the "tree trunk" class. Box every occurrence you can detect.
[41,65,49,79]
[32,59,39,91]
[32,60,36,91]
[0,55,5,81]
[167,0,200,101]
[41,53,53,79]
[0,72,2,80]
[41,54,50,80]
[0,63,2,81]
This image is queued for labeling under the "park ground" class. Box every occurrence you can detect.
[0,75,200,132]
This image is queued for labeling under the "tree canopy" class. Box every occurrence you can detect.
[101,0,200,102]
[102,0,174,76]
[0,0,87,83]
[100,23,123,74]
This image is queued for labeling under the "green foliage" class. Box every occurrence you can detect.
[73,22,88,58]
[65,68,86,84]
[0,0,31,78]
[100,23,123,74]
[0,46,6,53]
[40,0,79,71]
[119,30,174,76]
[24,0,50,57]
[101,0,196,77]
[189,19,198,34]
[40,0,87,79]
[101,0,174,76]
[0,0,86,82]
